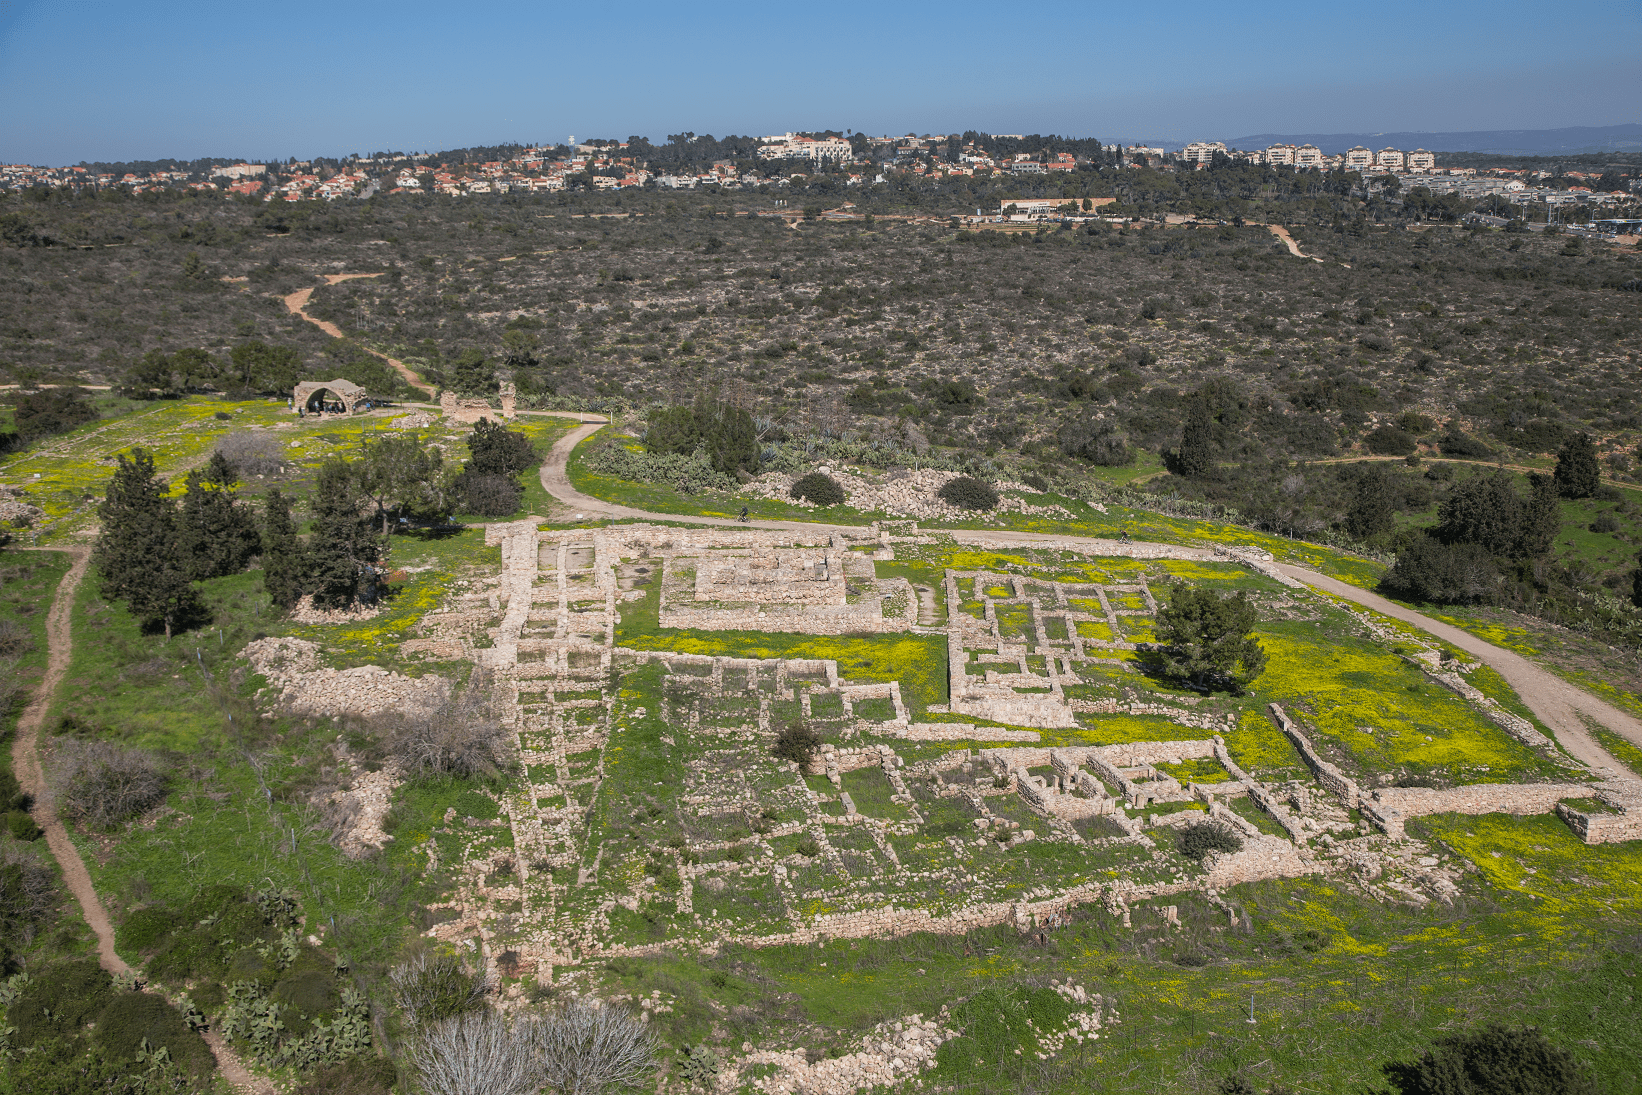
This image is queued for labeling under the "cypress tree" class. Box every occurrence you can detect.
[1344,466,1394,541]
[260,488,306,610]
[307,458,382,608]
[1175,396,1215,478]
[93,449,201,639]
[176,468,260,582]
[1552,432,1601,499]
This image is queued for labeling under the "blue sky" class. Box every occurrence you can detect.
[1,0,1637,164]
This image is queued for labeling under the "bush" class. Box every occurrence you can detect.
[1177,821,1243,861]
[6,957,114,1047]
[937,476,999,511]
[390,952,490,1028]
[789,472,845,506]
[54,740,167,827]
[466,419,538,478]
[93,991,215,1081]
[1591,513,1620,534]
[580,440,734,494]
[116,905,182,956]
[214,430,287,476]
[378,684,513,782]
[0,846,57,951]
[1382,1023,1596,1095]
[5,809,42,841]
[1381,537,1500,605]
[772,722,822,769]
[295,1056,400,1095]
[1364,424,1417,456]
[270,962,342,1038]
[452,469,523,517]
[1438,429,1493,458]
[0,618,33,658]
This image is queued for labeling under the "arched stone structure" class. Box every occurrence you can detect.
[293,379,369,416]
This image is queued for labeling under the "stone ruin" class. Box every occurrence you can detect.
[250,521,1642,990]
[439,381,517,424]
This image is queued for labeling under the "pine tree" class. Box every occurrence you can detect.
[306,458,382,608]
[93,449,202,639]
[176,468,260,582]
[260,488,306,610]
[1552,432,1601,499]
[1631,549,1642,610]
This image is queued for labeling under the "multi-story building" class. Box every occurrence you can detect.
[1405,149,1435,171]
[1342,146,1374,171]
[758,134,853,162]
[1293,144,1324,168]
[1376,147,1405,170]
[1181,141,1227,163]
[1265,144,1297,165]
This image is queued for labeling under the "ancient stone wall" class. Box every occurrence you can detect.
[1270,704,1362,807]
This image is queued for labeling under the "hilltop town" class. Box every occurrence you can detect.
[4,132,1638,224]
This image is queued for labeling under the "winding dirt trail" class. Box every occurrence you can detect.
[283,274,437,397]
[541,425,1642,778]
[12,547,272,1094]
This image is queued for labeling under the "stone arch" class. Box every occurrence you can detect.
[292,379,369,416]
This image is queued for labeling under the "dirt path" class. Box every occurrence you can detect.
[1265,224,1323,262]
[283,276,437,397]
[541,426,1642,779]
[12,547,272,1094]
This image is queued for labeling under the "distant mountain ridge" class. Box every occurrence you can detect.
[1218,124,1642,156]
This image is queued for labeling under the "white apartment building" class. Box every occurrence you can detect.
[211,163,266,179]
[1406,149,1435,171]
[1343,146,1373,170]
[1376,147,1405,170]
[1181,141,1227,163]
[1265,144,1297,165]
[758,134,853,161]
[1293,144,1324,168]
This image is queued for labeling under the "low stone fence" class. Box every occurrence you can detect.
[1213,545,1305,589]
[1364,782,1592,839]
[1269,704,1362,807]
[1556,783,1642,844]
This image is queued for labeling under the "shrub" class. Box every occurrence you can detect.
[390,952,490,1028]
[466,419,538,478]
[1591,513,1620,534]
[1381,538,1500,604]
[93,991,215,1081]
[1177,821,1243,861]
[796,837,821,857]
[1363,424,1417,456]
[6,957,114,1047]
[937,476,999,511]
[295,1056,400,1095]
[535,999,658,1095]
[452,469,523,517]
[116,905,182,956]
[1382,1023,1596,1095]
[410,1008,543,1095]
[1438,428,1493,458]
[54,740,167,827]
[0,618,33,658]
[5,809,42,841]
[214,431,287,476]
[771,722,821,769]
[790,472,845,506]
[0,846,56,951]
[378,684,513,782]
[271,963,342,1038]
